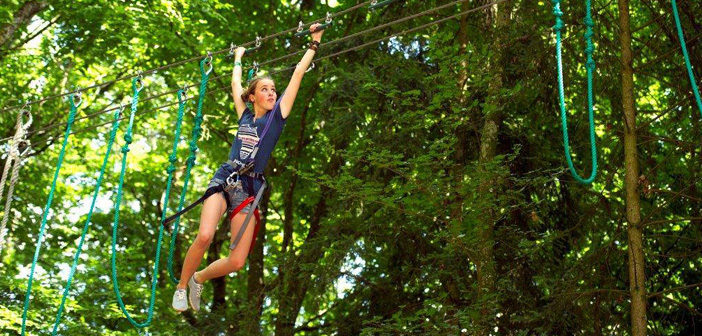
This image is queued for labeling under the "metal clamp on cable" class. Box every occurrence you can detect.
[295,12,333,37]
[245,36,262,54]
[370,0,400,10]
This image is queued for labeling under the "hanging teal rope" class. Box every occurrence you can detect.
[110,76,166,329]
[111,58,212,329]
[21,93,82,336]
[162,90,189,284]
[51,105,124,335]
[167,59,212,284]
[671,0,702,117]
[552,0,598,184]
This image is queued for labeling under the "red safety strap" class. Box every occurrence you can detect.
[228,196,261,253]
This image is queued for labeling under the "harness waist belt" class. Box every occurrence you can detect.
[226,160,263,179]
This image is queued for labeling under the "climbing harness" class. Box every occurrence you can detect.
[0,106,32,257]
[21,93,81,336]
[671,0,702,117]
[164,88,284,253]
[51,103,124,335]
[552,0,598,184]
[228,177,265,252]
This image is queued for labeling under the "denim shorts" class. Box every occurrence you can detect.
[207,177,253,214]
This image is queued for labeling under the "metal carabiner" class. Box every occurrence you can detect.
[297,21,305,33]
[305,62,315,73]
[225,171,241,191]
[117,102,126,118]
[177,85,189,104]
[17,107,32,136]
[228,42,236,57]
[204,51,214,75]
[134,72,145,92]
[72,91,83,107]
[325,12,332,24]
[248,61,260,80]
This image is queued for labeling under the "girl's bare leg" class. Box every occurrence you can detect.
[176,193,227,289]
[195,210,257,282]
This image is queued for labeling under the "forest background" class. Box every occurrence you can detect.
[0,0,700,335]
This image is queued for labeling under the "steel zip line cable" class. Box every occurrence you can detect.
[0,1,374,114]
[1,0,495,144]
[7,0,690,146]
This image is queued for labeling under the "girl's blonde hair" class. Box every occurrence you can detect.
[241,76,274,103]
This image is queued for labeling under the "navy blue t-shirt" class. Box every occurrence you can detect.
[227,93,287,172]
[212,93,287,195]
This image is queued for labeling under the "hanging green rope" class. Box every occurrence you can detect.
[111,58,211,329]
[552,0,598,184]
[162,89,189,284]
[21,93,82,336]
[50,105,124,335]
[671,0,702,117]
[167,59,212,284]
[110,76,165,329]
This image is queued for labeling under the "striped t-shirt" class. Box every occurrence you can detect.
[226,93,287,173]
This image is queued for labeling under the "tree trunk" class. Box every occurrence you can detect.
[618,0,647,334]
[475,0,509,333]
[0,1,48,49]
[241,186,271,336]
[274,134,349,335]
[281,82,320,254]
[274,187,329,336]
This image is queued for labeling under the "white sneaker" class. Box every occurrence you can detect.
[188,275,204,311]
[172,288,187,312]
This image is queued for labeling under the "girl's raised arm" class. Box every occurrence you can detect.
[280,23,324,119]
[231,47,247,119]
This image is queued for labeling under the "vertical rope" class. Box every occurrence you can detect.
[111,57,211,329]
[21,94,81,335]
[0,109,32,257]
[51,105,123,335]
[553,0,598,184]
[167,59,211,284]
[671,0,702,117]
[110,76,164,329]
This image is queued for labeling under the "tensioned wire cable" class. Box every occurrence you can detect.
[0,0,677,123]
[2,0,489,144]
[253,0,488,71]
[23,0,693,151]
[37,0,508,146]
[0,1,374,114]
[3,0,668,144]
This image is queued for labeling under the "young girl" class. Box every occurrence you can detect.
[172,23,324,312]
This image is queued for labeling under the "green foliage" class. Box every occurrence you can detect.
[0,0,700,335]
